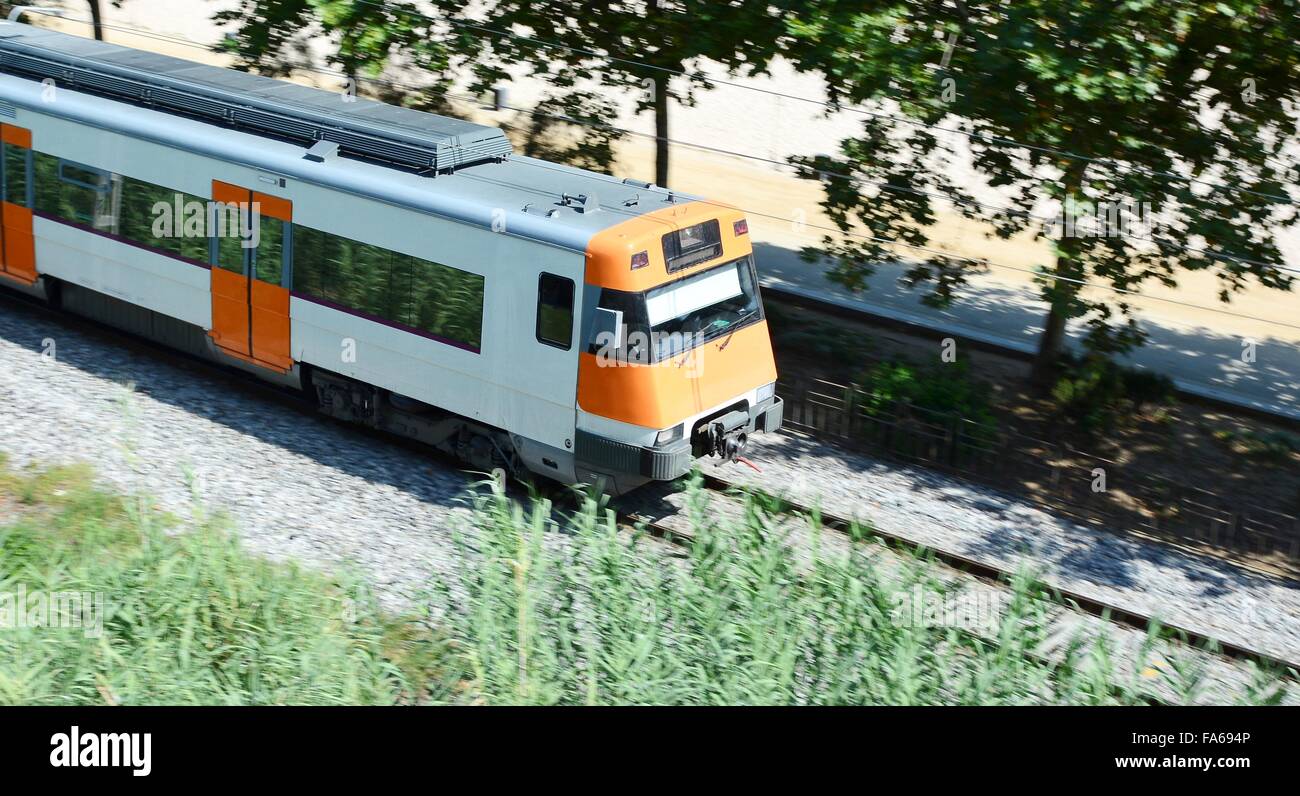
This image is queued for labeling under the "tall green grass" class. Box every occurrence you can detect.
[0,457,438,705]
[434,475,1287,705]
[0,456,1286,705]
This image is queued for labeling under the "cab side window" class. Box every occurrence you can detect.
[536,273,574,350]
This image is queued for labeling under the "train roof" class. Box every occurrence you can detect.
[0,20,704,252]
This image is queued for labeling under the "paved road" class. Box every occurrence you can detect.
[754,241,1300,421]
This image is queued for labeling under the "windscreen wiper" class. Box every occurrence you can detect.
[718,310,759,351]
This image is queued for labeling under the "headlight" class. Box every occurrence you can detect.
[756,382,776,403]
[655,425,683,446]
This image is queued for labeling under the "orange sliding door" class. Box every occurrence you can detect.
[0,124,36,285]
[209,180,293,371]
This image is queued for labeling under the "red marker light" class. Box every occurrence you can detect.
[733,218,749,236]
[630,250,650,269]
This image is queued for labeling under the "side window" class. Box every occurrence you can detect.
[2,142,29,208]
[292,224,326,297]
[33,154,113,230]
[387,253,415,326]
[536,273,574,350]
[290,222,483,351]
[214,207,247,275]
[118,177,209,263]
[411,257,484,350]
[350,240,392,318]
[254,215,285,285]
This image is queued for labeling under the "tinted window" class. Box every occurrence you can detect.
[3,142,29,207]
[586,287,650,364]
[661,218,721,272]
[536,273,574,349]
[254,216,285,285]
[117,176,210,263]
[645,256,762,354]
[34,153,110,229]
[292,223,484,351]
[31,153,215,263]
[411,255,484,350]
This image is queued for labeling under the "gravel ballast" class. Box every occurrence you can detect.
[703,433,1300,667]
[0,299,479,614]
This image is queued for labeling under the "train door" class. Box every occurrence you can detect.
[209,180,293,371]
[0,124,36,285]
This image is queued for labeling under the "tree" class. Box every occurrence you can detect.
[454,0,789,187]
[211,0,461,115]
[208,1,622,170]
[519,90,624,175]
[209,0,316,76]
[87,1,108,40]
[783,1,1300,382]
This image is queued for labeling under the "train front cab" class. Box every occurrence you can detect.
[574,201,783,494]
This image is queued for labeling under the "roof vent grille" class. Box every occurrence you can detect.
[0,23,513,173]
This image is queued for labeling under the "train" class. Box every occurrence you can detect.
[0,19,782,495]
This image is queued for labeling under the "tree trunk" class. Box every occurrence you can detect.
[1032,163,1088,386]
[88,1,105,41]
[654,75,669,187]
[646,0,670,187]
[1031,297,1069,386]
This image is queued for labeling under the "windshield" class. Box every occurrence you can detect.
[587,256,764,364]
[645,256,762,358]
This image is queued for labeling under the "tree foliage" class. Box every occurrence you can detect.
[457,0,789,186]
[211,0,464,116]
[783,1,1300,377]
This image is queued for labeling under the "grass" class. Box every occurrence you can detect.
[0,454,1289,705]
[434,477,1289,705]
[0,453,442,705]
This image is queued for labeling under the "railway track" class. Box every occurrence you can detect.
[617,477,1299,705]
[697,473,1297,674]
[2,283,1295,703]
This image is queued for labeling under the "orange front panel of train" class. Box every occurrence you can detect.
[250,279,292,370]
[585,200,750,293]
[577,321,777,429]
[210,266,251,356]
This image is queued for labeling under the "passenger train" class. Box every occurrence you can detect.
[0,19,782,494]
